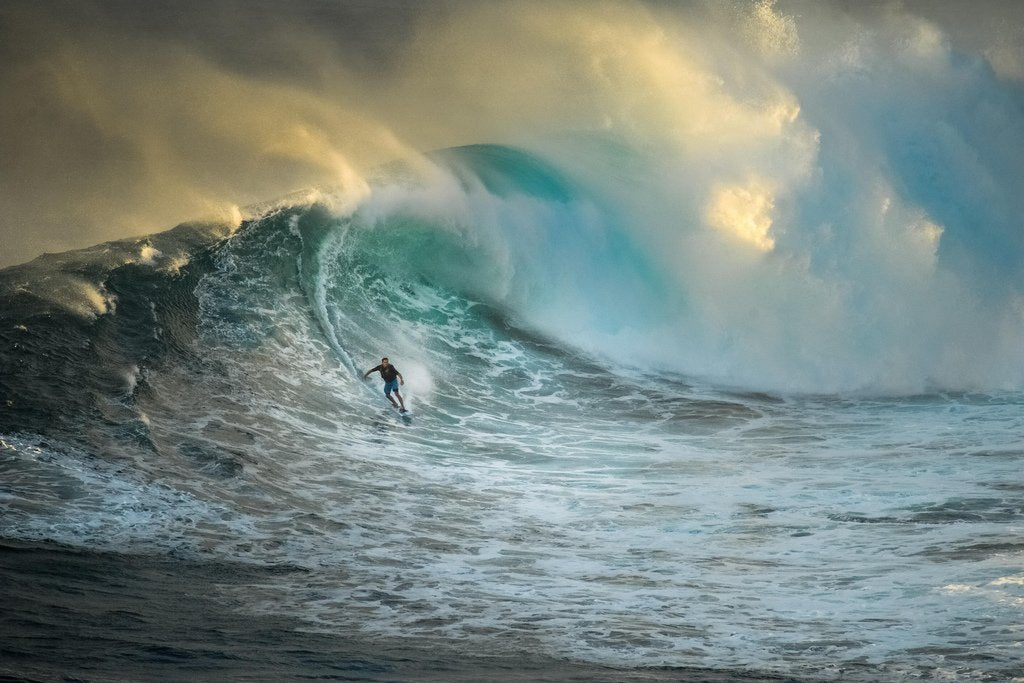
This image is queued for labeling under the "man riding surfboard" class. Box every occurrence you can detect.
[363,357,407,413]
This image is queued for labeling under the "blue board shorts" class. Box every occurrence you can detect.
[383,379,400,395]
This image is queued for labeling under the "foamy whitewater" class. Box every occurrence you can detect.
[3,2,1024,681]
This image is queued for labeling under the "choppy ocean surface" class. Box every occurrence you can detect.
[2,144,1024,681]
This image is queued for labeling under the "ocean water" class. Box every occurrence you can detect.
[2,141,1023,681]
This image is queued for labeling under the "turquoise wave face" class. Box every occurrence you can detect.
[286,144,681,386]
[433,144,576,202]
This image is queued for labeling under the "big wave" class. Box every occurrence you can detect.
[3,134,1024,446]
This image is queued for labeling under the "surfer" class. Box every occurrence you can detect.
[363,357,407,413]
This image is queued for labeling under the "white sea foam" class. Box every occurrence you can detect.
[138,244,162,265]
